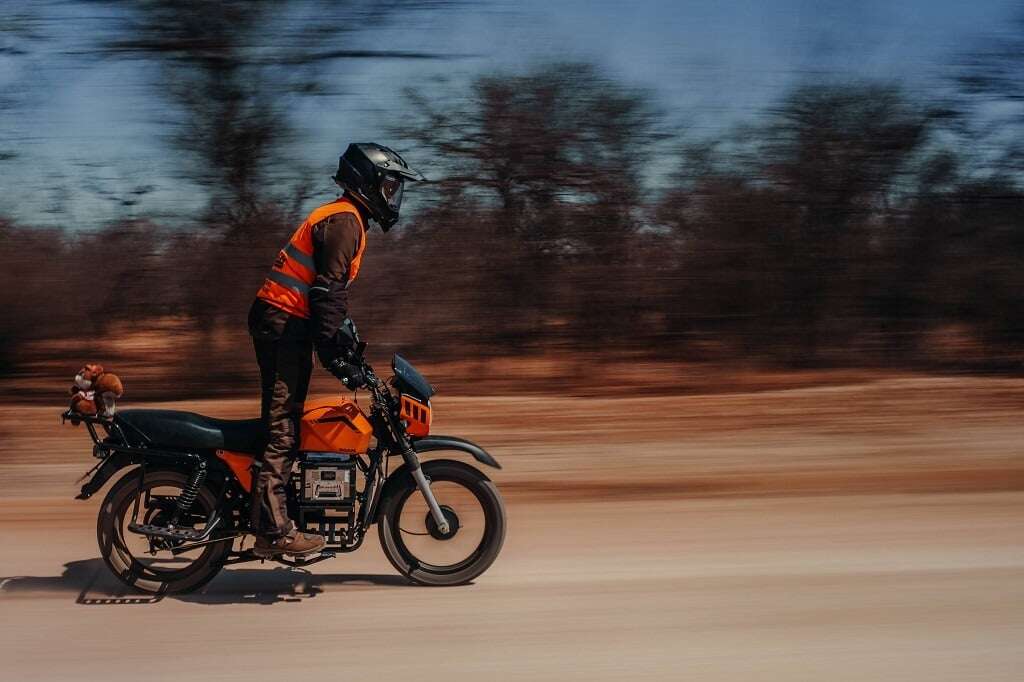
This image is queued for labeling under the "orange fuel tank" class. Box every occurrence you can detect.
[299,396,373,453]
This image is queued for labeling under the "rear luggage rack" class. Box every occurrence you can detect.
[61,409,130,456]
[64,408,212,501]
[62,407,197,462]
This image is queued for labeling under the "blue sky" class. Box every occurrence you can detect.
[0,0,1019,226]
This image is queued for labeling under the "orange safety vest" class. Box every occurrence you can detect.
[256,198,367,319]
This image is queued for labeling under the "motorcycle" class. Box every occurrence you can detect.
[62,322,506,594]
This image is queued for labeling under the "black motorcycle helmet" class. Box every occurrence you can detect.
[333,143,424,231]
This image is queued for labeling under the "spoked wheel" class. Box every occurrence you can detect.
[378,459,506,586]
[97,468,230,595]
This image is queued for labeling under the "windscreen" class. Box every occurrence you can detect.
[392,353,435,401]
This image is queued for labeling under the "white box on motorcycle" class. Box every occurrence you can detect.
[298,452,356,506]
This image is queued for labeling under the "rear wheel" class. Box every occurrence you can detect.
[97,468,230,595]
[378,459,506,586]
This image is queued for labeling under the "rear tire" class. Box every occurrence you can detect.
[378,459,506,586]
[97,468,230,595]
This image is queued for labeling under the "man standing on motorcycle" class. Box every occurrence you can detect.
[248,143,424,556]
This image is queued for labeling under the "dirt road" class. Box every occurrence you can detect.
[1,493,1021,681]
[1,378,1022,680]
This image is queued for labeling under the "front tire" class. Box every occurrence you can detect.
[378,459,506,586]
[97,468,230,595]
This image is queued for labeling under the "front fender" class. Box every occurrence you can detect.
[372,457,497,524]
[413,435,501,470]
[370,439,500,523]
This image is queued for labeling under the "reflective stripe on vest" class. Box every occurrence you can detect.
[282,242,316,272]
[266,270,310,295]
[256,199,366,319]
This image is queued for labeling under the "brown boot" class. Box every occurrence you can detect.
[253,530,326,557]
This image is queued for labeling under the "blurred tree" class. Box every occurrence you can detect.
[955,11,1024,173]
[105,0,456,212]
[763,84,933,361]
[110,1,278,205]
[8,37,1024,392]
[902,177,1024,368]
[98,0,460,355]
[404,63,659,229]
[399,63,664,349]
[658,84,938,364]
[0,0,464,385]
[0,219,78,373]
[0,8,45,164]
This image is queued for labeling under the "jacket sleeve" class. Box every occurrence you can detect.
[309,213,362,358]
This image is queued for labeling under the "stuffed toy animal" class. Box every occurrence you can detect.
[69,363,124,418]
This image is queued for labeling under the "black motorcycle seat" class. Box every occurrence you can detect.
[116,409,265,454]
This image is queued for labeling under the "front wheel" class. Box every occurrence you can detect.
[378,459,506,586]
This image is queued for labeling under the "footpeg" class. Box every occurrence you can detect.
[127,522,205,541]
[275,551,335,567]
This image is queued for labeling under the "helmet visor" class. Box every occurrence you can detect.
[381,174,404,211]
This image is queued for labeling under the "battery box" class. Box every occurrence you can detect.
[297,452,357,506]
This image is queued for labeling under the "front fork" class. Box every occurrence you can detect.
[398,442,450,535]
[372,377,450,535]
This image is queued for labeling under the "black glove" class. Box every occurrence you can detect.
[327,358,366,390]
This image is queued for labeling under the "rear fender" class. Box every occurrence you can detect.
[75,449,234,500]
[76,452,136,500]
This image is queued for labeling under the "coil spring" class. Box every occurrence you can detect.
[171,461,207,526]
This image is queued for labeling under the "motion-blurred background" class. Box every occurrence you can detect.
[3,0,1023,396]
[1,4,1023,679]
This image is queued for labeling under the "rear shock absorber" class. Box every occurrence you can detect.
[170,460,207,528]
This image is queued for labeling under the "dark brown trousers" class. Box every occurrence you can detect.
[252,335,312,537]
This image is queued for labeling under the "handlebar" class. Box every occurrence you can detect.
[342,343,420,469]
[346,350,389,404]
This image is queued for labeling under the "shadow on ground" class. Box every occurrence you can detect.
[0,558,411,605]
